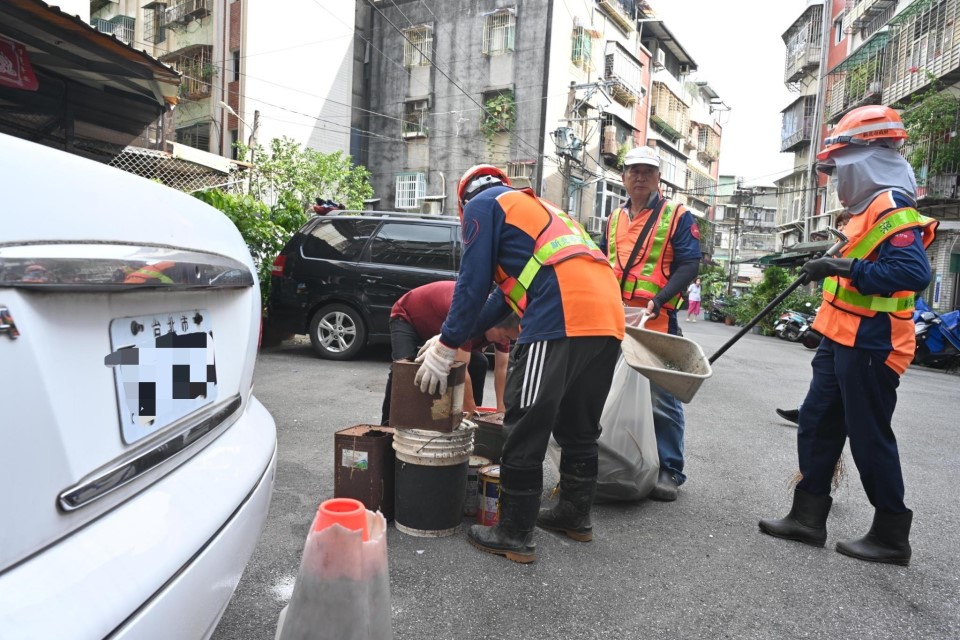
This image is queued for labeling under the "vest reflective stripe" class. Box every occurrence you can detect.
[821,206,937,317]
[822,279,915,312]
[497,193,607,315]
[844,208,936,260]
[607,201,682,308]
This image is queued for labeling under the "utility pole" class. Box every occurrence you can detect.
[727,187,749,296]
[247,109,260,195]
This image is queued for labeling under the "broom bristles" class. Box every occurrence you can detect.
[788,457,846,492]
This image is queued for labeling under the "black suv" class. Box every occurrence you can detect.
[269,212,461,359]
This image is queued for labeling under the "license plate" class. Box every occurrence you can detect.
[106,310,218,444]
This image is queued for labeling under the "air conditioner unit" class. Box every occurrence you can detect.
[587,216,607,234]
[654,48,665,69]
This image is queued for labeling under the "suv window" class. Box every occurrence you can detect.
[368,222,454,271]
[302,219,379,260]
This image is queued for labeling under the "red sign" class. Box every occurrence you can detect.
[0,35,38,91]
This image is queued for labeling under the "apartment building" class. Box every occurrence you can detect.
[779,0,960,311]
[353,0,723,241]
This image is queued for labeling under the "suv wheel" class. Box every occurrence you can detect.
[309,304,367,360]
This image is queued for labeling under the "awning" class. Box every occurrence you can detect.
[753,240,835,267]
[0,0,180,162]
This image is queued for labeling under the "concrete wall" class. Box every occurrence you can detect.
[358,0,550,213]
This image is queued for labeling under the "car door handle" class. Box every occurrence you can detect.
[362,275,382,283]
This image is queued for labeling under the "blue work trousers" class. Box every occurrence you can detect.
[652,382,686,484]
[797,338,907,513]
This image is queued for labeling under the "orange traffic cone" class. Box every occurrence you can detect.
[276,498,392,640]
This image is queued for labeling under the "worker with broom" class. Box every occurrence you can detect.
[759,105,937,566]
[414,165,624,563]
[600,146,702,501]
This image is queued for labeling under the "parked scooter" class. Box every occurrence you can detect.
[913,298,960,369]
[707,296,729,323]
[774,302,814,342]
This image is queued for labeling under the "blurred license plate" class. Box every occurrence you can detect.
[106,310,218,444]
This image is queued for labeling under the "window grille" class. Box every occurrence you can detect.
[403,26,433,67]
[604,42,642,106]
[571,27,592,69]
[650,82,689,142]
[174,46,214,100]
[395,172,426,209]
[483,11,516,56]
[143,6,166,44]
[402,100,429,138]
[175,123,211,152]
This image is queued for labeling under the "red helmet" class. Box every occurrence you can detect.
[817,105,907,161]
[457,164,509,218]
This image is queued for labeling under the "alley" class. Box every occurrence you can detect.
[215,321,960,640]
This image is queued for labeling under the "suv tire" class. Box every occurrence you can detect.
[309,303,367,360]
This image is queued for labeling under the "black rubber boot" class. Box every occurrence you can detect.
[468,488,540,564]
[836,509,913,566]
[758,488,832,547]
[537,474,597,542]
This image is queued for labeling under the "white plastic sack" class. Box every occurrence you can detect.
[549,351,659,502]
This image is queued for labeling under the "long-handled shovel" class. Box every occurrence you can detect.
[708,227,849,365]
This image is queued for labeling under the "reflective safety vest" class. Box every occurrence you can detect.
[812,192,938,374]
[607,198,683,309]
[821,207,937,317]
[124,261,175,284]
[496,189,608,315]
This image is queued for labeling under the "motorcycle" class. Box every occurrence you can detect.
[774,303,814,342]
[707,296,729,323]
[913,298,960,369]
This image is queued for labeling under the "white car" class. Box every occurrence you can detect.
[0,133,277,639]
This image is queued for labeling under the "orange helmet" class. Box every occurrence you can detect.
[817,105,907,161]
[457,164,510,218]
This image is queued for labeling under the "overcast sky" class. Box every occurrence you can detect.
[650,0,810,186]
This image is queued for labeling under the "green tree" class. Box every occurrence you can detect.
[192,190,284,304]
[238,137,373,215]
[726,266,820,334]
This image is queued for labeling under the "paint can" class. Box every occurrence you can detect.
[464,455,492,517]
[477,464,501,527]
[393,423,474,537]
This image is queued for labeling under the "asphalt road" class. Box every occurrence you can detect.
[213,320,960,640]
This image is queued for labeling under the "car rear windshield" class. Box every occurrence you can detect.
[302,219,379,261]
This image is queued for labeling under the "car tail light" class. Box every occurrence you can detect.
[271,255,286,277]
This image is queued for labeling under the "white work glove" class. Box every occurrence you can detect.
[416,334,442,360]
[414,340,457,395]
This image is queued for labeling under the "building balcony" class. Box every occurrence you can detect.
[604,44,642,107]
[91,15,135,44]
[843,0,897,34]
[166,0,210,27]
[903,106,960,200]
[825,30,887,124]
[90,0,118,13]
[597,0,635,33]
[650,81,689,143]
[782,3,823,84]
[780,96,815,152]
[884,0,960,107]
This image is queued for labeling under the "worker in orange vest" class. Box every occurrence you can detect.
[416,165,624,563]
[759,105,937,566]
[599,146,702,501]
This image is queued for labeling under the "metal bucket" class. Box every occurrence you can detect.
[621,324,713,403]
[464,455,492,517]
[477,464,501,526]
[393,423,474,537]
